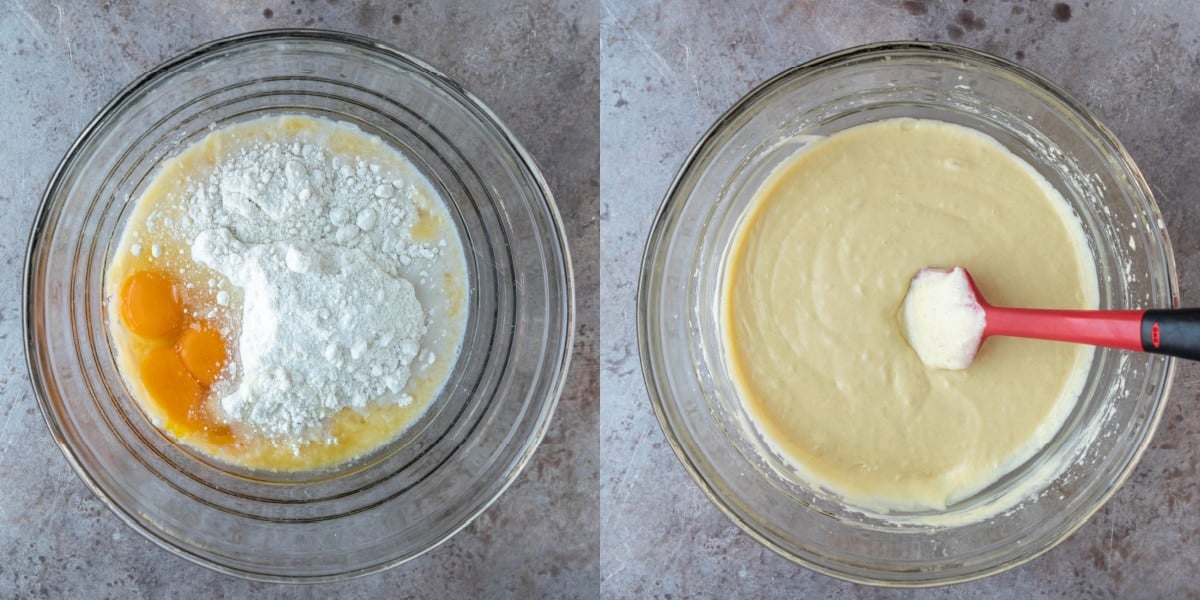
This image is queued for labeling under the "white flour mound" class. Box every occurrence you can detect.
[193,231,425,440]
[175,127,446,445]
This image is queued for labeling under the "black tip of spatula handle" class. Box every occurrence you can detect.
[1141,309,1200,361]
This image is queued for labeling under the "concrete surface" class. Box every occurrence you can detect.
[601,1,1200,598]
[0,1,597,598]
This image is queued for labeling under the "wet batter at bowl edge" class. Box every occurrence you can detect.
[722,118,1098,512]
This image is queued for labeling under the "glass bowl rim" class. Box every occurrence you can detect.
[23,28,576,582]
[637,40,1177,587]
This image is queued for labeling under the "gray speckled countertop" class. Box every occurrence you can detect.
[601,1,1200,598]
[0,1,597,597]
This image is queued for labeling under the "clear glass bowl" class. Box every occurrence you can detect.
[24,30,573,582]
[639,42,1176,586]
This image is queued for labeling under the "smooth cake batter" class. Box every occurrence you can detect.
[722,118,1097,511]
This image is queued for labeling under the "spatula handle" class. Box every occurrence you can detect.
[1141,309,1200,361]
[983,306,1144,352]
[984,306,1200,361]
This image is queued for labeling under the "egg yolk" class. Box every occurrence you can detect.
[177,323,227,386]
[139,345,205,436]
[121,270,235,445]
[120,270,183,338]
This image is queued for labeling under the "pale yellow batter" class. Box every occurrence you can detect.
[107,115,467,472]
[722,118,1097,511]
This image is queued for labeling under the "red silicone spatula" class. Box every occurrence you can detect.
[902,267,1200,369]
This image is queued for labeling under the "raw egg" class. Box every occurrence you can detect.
[122,269,233,444]
[120,270,183,338]
[139,345,204,435]
[177,322,227,386]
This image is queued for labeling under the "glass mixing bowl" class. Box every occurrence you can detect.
[639,42,1176,586]
[25,30,573,581]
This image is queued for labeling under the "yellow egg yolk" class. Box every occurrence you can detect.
[120,270,183,338]
[138,345,205,434]
[177,323,227,386]
[120,270,232,444]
